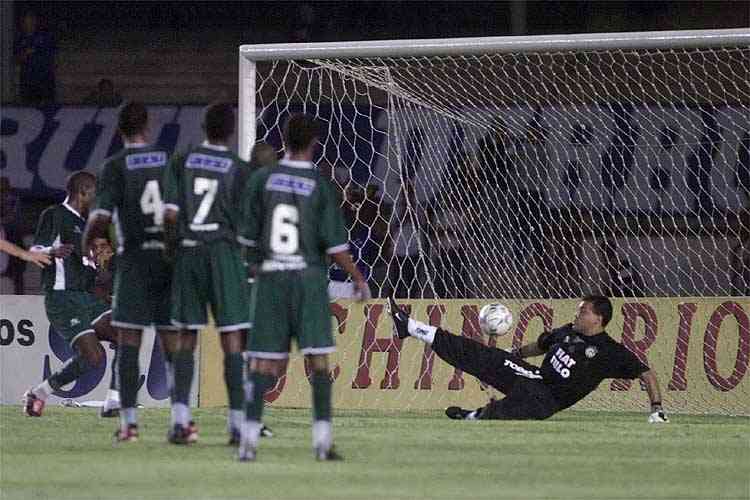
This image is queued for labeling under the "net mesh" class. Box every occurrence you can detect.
[245,39,749,415]
[252,47,749,301]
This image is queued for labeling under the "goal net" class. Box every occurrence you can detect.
[238,29,750,415]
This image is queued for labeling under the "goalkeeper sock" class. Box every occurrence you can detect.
[45,355,93,393]
[407,319,437,344]
[224,352,245,430]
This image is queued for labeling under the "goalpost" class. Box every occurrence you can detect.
[238,29,750,415]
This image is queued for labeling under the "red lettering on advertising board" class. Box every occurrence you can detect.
[511,303,554,351]
[668,302,697,391]
[703,301,750,391]
[414,304,445,390]
[611,303,657,391]
[352,304,403,389]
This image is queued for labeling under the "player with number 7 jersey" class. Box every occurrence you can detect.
[161,103,253,444]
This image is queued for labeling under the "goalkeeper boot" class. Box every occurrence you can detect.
[387,296,410,339]
[315,444,343,461]
[22,389,45,417]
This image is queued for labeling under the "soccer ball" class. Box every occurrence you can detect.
[478,303,513,336]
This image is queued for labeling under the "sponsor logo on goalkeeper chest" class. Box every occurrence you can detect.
[550,347,577,378]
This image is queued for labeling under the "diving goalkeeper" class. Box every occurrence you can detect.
[388,294,668,423]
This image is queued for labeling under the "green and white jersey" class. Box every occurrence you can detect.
[91,143,170,253]
[163,142,251,245]
[32,201,97,292]
[240,159,349,272]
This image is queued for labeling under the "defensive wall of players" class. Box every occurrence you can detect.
[2,296,747,415]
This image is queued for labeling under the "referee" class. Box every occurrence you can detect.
[388,295,669,423]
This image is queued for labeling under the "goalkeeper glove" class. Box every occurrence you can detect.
[648,403,669,423]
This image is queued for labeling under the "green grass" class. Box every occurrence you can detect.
[1,406,748,500]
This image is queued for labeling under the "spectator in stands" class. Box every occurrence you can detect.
[389,181,425,298]
[328,185,388,299]
[0,177,26,293]
[14,11,56,106]
[600,239,646,297]
[83,78,123,107]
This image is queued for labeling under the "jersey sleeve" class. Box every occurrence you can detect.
[536,324,572,352]
[92,161,123,217]
[319,180,349,255]
[162,154,183,212]
[237,170,262,253]
[31,207,56,250]
[608,343,650,379]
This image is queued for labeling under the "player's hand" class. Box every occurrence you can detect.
[648,411,669,423]
[353,279,371,302]
[22,250,52,268]
[50,244,74,259]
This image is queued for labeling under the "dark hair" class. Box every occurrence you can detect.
[582,294,613,327]
[118,101,148,138]
[283,113,321,154]
[203,102,235,142]
[66,171,96,197]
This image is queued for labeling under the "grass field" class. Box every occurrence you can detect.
[1,406,748,500]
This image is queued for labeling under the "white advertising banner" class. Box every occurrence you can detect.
[0,295,198,407]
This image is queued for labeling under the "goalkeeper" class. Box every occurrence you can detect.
[388,294,668,423]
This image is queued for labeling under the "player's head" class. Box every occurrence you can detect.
[250,142,278,168]
[283,113,321,157]
[65,171,96,213]
[203,102,235,143]
[574,295,612,334]
[118,101,148,141]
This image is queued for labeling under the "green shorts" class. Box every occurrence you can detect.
[111,249,174,330]
[45,290,111,346]
[171,240,250,331]
[248,267,335,359]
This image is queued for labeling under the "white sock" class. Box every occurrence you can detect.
[228,409,244,432]
[33,380,53,400]
[241,420,263,448]
[407,319,437,344]
[466,410,479,420]
[312,420,332,451]
[172,403,190,426]
[104,389,120,409]
[121,407,137,430]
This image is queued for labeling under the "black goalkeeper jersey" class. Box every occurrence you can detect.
[537,324,649,410]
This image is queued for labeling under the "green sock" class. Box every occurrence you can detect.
[224,352,245,411]
[48,355,93,390]
[311,371,332,422]
[118,345,140,409]
[173,349,194,405]
[245,372,276,422]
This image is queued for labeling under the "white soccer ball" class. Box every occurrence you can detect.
[478,303,513,336]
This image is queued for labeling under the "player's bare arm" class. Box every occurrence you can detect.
[640,369,669,423]
[330,250,371,301]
